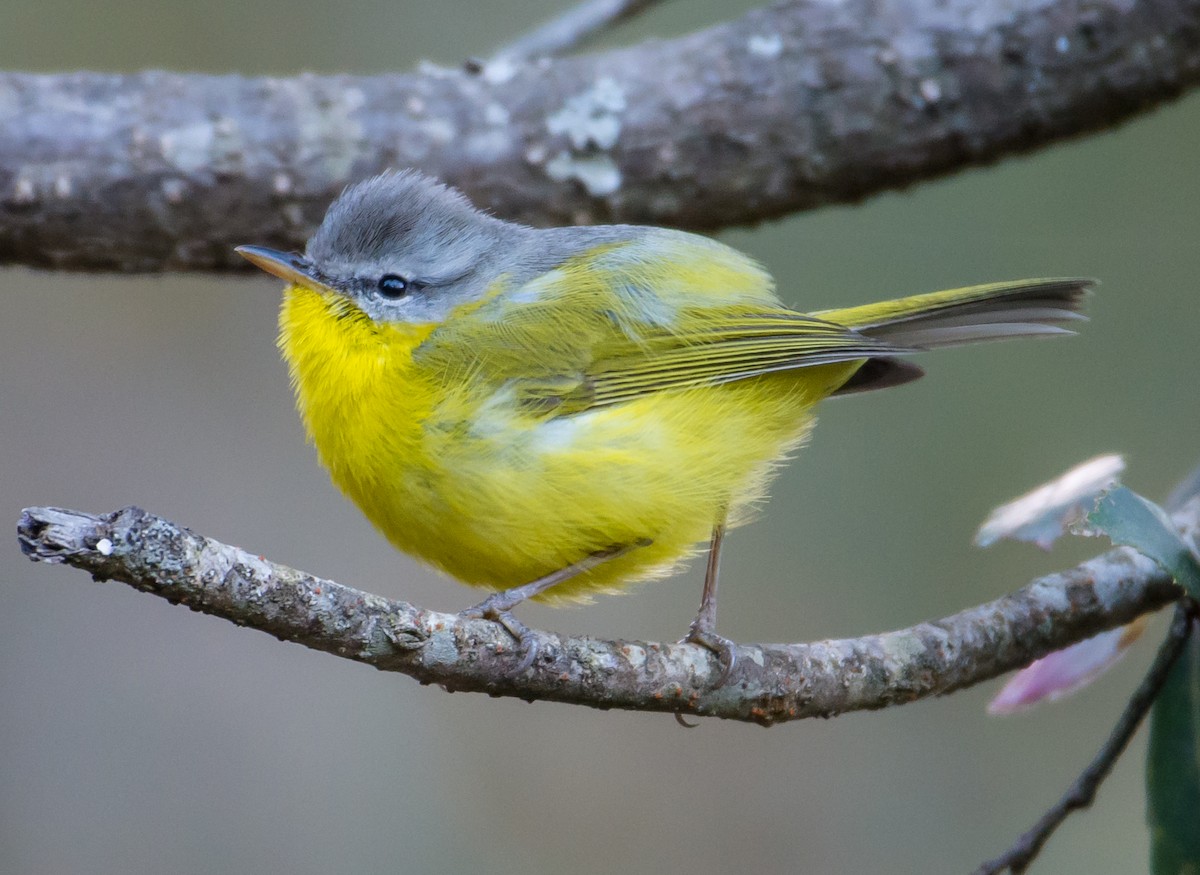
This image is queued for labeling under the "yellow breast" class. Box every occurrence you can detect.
[278,284,438,529]
[278,284,842,604]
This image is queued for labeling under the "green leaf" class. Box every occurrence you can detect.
[1147,626,1200,874]
[1082,487,1200,599]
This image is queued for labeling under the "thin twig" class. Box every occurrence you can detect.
[491,0,668,61]
[974,601,1197,875]
[16,503,1193,725]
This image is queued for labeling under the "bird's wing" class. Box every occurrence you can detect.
[534,316,904,414]
[416,231,908,417]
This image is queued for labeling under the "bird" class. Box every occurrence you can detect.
[237,169,1089,676]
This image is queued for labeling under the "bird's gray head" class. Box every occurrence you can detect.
[238,170,516,324]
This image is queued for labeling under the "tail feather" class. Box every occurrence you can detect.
[819,278,1093,349]
[823,277,1092,396]
[889,321,1076,348]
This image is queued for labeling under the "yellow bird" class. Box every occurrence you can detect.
[238,170,1088,670]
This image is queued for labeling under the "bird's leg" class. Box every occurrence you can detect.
[682,521,737,684]
[460,542,642,673]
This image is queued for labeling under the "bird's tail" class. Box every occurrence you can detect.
[819,278,1092,395]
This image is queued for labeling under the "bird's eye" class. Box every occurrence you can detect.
[377,274,409,299]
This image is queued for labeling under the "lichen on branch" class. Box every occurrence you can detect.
[2,0,1200,271]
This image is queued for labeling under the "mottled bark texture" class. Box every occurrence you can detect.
[17,499,1197,725]
[1,0,1199,271]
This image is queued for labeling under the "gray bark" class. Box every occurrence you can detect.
[1,0,1199,271]
[16,497,1195,725]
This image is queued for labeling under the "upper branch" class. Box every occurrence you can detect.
[2,0,1199,270]
[16,499,1196,725]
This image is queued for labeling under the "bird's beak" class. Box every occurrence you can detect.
[235,245,326,289]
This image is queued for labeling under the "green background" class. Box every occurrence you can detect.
[2,1,1197,872]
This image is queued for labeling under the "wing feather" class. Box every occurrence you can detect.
[417,232,920,417]
[525,314,908,414]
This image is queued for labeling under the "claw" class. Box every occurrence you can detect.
[460,595,539,674]
[682,625,737,686]
[456,543,648,676]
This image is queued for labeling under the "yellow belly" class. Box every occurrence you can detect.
[279,285,852,604]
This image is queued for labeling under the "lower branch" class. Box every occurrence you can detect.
[17,500,1195,725]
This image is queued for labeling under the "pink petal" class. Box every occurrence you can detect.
[988,617,1149,714]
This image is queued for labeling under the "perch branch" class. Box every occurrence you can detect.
[2,0,1200,270]
[16,493,1199,725]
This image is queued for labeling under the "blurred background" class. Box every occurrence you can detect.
[2,1,1197,873]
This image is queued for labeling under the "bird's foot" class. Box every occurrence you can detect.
[460,595,539,674]
[681,623,737,687]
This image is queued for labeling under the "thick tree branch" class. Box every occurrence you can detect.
[16,497,1197,725]
[2,0,1199,270]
